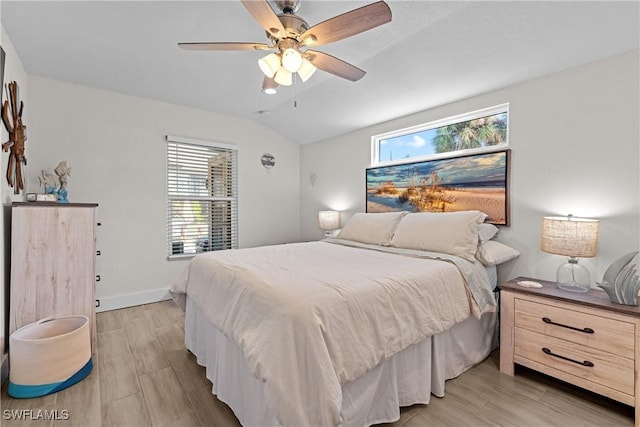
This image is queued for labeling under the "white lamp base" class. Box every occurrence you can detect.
[556,257,591,292]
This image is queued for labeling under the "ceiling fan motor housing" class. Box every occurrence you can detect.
[268,13,308,41]
[274,0,301,14]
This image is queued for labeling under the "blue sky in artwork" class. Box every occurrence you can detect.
[367,152,507,189]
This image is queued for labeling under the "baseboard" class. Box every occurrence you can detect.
[96,288,172,312]
[1,352,8,386]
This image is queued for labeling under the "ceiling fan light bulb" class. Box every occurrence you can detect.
[274,68,293,86]
[281,48,302,73]
[258,53,280,78]
[297,58,316,82]
[262,77,279,95]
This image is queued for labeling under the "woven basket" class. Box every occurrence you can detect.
[8,315,93,398]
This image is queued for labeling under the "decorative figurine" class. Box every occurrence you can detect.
[38,161,71,203]
[39,169,58,195]
[54,161,71,203]
[1,81,27,194]
[597,251,640,306]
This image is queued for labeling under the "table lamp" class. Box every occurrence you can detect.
[318,211,340,238]
[541,214,599,292]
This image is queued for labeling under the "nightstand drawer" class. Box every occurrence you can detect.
[515,298,635,359]
[515,327,634,396]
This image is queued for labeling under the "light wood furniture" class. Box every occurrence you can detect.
[500,277,639,427]
[9,202,99,352]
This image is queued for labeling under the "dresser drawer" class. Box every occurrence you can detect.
[515,327,634,396]
[515,298,635,359]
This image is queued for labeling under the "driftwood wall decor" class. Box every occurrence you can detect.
[0,47,5,103]
[2,81,27,194]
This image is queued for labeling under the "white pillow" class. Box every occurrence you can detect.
[478,223,499,244]
[391,210,487,262]
[476,240,520,266]
[337,211,407,246]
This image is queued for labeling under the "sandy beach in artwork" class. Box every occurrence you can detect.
[367,187,506,224]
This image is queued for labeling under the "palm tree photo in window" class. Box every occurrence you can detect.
[432,114,507,153]
[373,104,508,165]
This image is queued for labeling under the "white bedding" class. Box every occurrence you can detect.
[170,240,496,426]
[185,296,498,427]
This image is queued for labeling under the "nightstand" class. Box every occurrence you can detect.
[499,277,639,427]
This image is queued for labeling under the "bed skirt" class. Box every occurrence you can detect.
[185,296,497,427]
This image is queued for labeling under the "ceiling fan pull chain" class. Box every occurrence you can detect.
[293,74,298,108]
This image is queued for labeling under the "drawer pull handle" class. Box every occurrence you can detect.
[542,347,594,367]
[542,317,594,334]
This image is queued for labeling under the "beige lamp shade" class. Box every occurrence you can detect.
[281,48,302,73]
[318,210,340,231]
[297,58,317,82]
[541,215,599,258]
[258,53,280,79]
[274,67,293,86]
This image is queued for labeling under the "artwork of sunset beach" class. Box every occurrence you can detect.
[366,150,510,225]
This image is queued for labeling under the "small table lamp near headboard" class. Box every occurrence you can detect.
[318,210,340,238]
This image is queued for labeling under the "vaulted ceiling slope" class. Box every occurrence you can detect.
[2,1,638,145]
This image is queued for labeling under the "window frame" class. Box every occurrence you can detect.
[371,103,509,166]
[166,135,239,260]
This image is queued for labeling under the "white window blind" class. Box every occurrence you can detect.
[166,135,238,258]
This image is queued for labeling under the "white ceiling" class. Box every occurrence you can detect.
[2,1,638,145]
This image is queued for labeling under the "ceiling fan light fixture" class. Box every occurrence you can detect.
[262,77,279,95]
[258,53,281,78]
[180,0,393,90]
[281,47,302,73]
[297,57,316,82]
[274,67,293,86]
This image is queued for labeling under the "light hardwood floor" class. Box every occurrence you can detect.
[1,300,635,426]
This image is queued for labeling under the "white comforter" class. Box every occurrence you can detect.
[170,240,495,427]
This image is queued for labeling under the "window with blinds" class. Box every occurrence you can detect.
[166,135,238,258]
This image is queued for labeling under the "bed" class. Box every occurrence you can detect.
[170,210,519,426]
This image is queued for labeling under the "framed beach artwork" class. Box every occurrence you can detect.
[366,149,510,225]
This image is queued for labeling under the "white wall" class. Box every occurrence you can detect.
[25,77,301,309]
[300,50,640,286]
[0,27,29,383]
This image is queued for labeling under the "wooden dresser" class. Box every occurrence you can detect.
[9,202,99,352]
[500,277,639,427]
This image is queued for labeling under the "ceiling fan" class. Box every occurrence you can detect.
[179,0,392,93]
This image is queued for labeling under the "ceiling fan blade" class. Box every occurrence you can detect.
[305,50,366,82]
[178,42,270,51]
[300,1,392,47]
[241,0,286,39]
